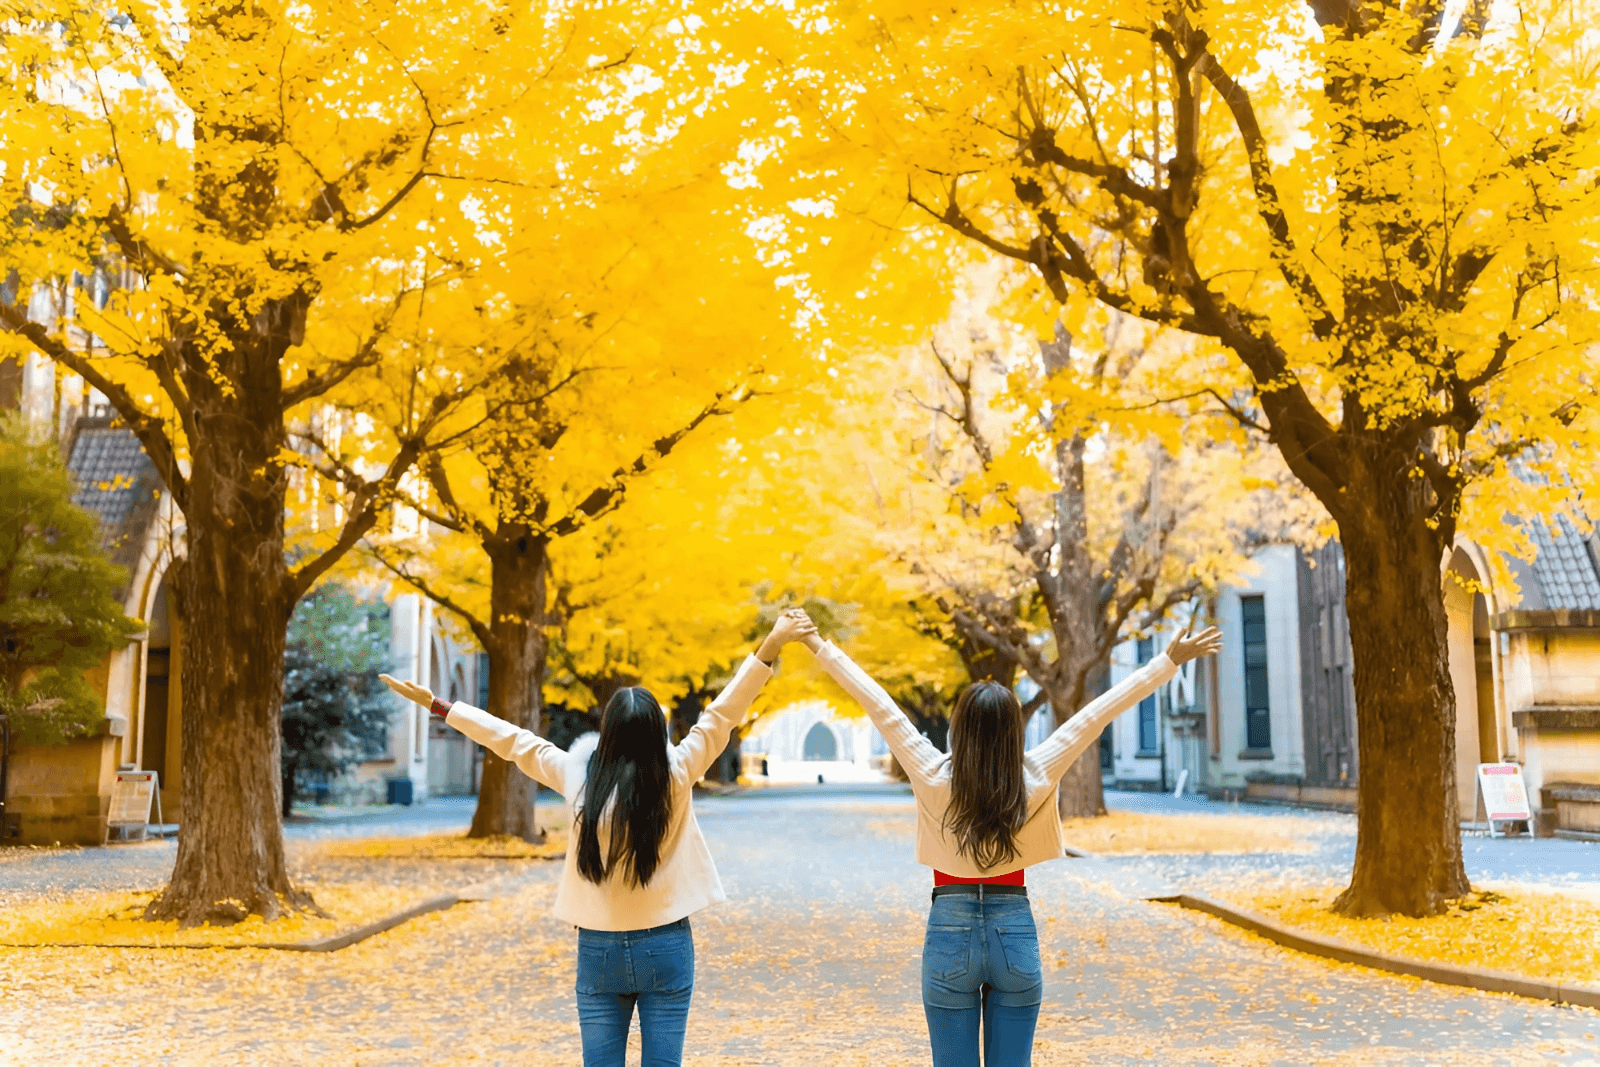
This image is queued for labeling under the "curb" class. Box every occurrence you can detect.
[259,892,462,952]
[1159,890,1600,1011]
[0,881,499,953]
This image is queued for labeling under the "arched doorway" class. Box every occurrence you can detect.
[802,722,838,761]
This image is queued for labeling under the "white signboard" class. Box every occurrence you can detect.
[109,770,158,826]
[1475,763,1531,835]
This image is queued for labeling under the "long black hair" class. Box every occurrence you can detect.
[575,686,673,887]
[942,680,1028,870]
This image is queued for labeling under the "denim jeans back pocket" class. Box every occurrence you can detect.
[922,923,972,981]
[575,942,625,995]
[995,926,1041,981]
[642,936,694,993]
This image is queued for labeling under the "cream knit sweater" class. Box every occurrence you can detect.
[442,654,773,930]
[811,641,1177,878]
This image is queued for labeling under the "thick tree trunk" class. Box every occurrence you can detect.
[469,525,548,842]
[146,467,308,926]
[1332,465,1469,917]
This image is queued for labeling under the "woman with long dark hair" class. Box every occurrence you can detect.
[381,608,816,1067]
[800,622,1223,1067]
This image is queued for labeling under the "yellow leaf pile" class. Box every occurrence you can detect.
[0,884,436,949]
[317,831,567,861]
[1061,811,1330,855]
[1223,883,1600,984]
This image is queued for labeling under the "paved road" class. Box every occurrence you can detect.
[2,790,1598,1065]
[1098,789,1600,894]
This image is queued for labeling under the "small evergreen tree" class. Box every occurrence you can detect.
[280,583,393,816]
[0,415,144,746]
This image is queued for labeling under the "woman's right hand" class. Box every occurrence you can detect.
[380,673,435,708]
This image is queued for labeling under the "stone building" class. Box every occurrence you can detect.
[1105,528,1600,839]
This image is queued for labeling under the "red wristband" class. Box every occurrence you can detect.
[429,697,452,718]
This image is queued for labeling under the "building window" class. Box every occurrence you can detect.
[1242,595,1272,751]
[1137,636,1158,754]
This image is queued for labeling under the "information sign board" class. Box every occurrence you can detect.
[109,770,158,826]
[1475,763,1531,836]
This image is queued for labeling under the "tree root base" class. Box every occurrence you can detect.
[143,884,326,928]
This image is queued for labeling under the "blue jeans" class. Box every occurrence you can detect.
[922,892,1044,1067]
[574,918,694,1067]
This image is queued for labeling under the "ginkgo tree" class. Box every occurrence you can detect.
[761,0,1600,914]
[874,277,1300,817]
[365,184,810,839]
[0,0,662,923]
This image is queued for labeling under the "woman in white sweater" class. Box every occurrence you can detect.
[800,623,1223,1067]
[381,608,817,1067]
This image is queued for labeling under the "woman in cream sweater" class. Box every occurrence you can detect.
[382,608,817,1067]
[800,622,1223,1067]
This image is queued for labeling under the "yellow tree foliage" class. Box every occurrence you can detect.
[0,0,706,921]
[749,0,1600,915]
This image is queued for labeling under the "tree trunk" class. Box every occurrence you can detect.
[1331,463,1469,917]
[1055,732,1107,818]
[146,474,308,926]
[469,525,548,842]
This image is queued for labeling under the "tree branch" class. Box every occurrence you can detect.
[1194,53,1337,339]
[542,384,753,539]
[366,542,493,652]
[0,299,190,509]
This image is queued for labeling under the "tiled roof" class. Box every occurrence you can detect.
[1525,512,1600,611]
[66,421,160,567]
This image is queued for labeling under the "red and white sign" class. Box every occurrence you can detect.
[1476,763,1532,822]
[109,770,158,826]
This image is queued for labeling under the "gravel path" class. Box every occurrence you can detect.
[3,790,1598,1064]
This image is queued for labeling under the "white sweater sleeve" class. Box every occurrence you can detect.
[674,654,774,783]
[1027,653,1178,783]
[812,642,945,785]
[444,703,567,793]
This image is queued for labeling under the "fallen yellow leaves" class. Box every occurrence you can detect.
[316,831,568,861]
[1061,811,1330,854]
[1224,882,1600,984]
[0,883,436,949]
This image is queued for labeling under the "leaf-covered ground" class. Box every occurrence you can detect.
[1218,881,1600,984]
[2,790,1597,1064]
[316,831,569,861]
[0,883,437,948]
[1060,810,1337,855]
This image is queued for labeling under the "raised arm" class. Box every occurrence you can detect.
[804,635,946,786]
[380,673,567,792]
[1028,625,1224,783]
[674,609,813,782]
